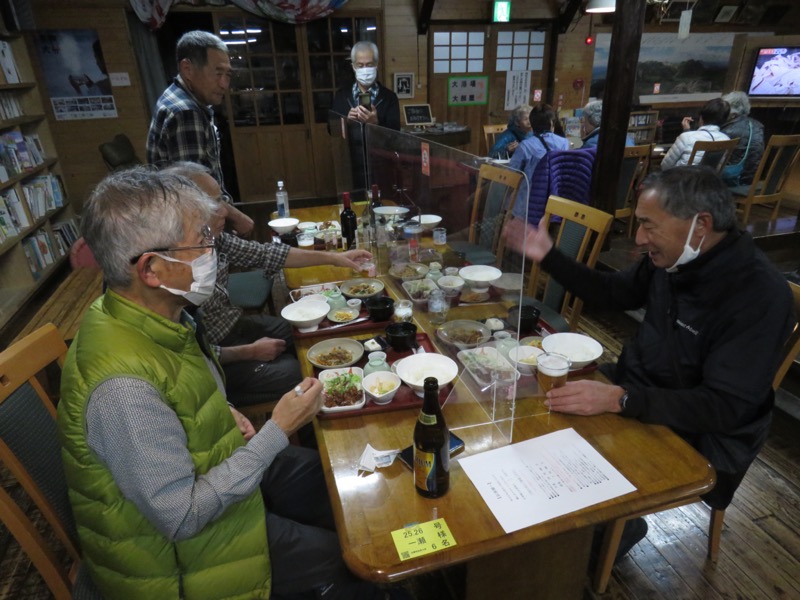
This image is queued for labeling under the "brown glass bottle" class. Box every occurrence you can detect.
[413,377,450,498]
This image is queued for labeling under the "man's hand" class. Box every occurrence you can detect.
[248,337,286,362]
[230,406,256,440]
[226,205,255,237]
[545,380,625,416]
[337,249,373,271]
[502,217,554,263]
[270,378,324,436]
[348,105,378,125]
[681,116,694,131]
[507,140,519,154]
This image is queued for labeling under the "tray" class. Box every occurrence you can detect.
[291,291,393,339]
[316,333,453,419]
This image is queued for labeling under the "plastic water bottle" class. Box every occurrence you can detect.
[276,180,290,218]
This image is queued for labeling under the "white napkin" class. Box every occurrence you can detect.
[358,444,401,472]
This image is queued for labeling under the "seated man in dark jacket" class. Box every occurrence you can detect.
[505,166,795,547]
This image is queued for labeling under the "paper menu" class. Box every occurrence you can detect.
[459,428,636,533]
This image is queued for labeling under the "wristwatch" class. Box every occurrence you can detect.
[618,389,629,412]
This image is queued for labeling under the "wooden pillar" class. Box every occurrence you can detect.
[592,0,647,216]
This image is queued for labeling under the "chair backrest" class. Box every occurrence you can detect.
[527,195,613,331]
[98,133,141,172]
[468,163,524,266]
[774,281,800,390]
[0,324,90,599]
[738,134,800,224]
[483,124,507,155]
[614,144,652,235]
[686,137,740,173]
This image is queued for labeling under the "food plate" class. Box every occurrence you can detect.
[436,319,491,350]
[307,338,365,369]
[289,283,340,303]
[401,278,439,305]
[457,346,520,387]
[319,367,366,413]
[519,336,545,350]
[327,306,359,323]
[340,278,384,299]
[459,290,491,304]
[316,220,341,231]
[388,262,429,281]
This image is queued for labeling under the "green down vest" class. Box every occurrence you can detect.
[58,291,270,599]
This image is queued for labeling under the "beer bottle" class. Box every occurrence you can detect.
[414,377,450,498]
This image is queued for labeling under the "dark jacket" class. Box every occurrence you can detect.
[541,230,795,505]
[331,81,400,131]
[721,114,765,185]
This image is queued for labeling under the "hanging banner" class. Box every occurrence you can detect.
[504,71,531,110]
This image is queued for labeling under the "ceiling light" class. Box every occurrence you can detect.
[586,0,616,14]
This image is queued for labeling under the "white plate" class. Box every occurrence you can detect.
[327,306,359,323]
[340,278,385,299]
[319,367,366,413]
[307,338,365,369]
[457,346,520,387]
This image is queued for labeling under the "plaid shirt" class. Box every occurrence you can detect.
[201,232,290,345]
[146,76,225,187]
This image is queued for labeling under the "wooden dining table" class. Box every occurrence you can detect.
[290,271,715,599]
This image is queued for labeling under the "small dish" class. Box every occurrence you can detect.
[319,367,366,412]
[459,290,491,304]
[297,221,317,231]
[307,338,365,369]
[508,345,544,375]
[401,278,438,305]
[436,320,491,350]
[519,336,545,350]
[327,306,359,323]
[362,371,401,405]
[388,262,428,281]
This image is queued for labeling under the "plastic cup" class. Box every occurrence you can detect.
[537,352,571,394]
[433,227,447,245]
[297,232,315,248]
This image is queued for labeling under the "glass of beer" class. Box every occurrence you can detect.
[537,352,571,394]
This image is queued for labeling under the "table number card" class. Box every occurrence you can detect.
[391,518,457,560]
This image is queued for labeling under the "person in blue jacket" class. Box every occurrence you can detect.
[489,104,532,158]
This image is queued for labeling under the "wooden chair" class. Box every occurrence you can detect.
[730,134,800,224]
[593,280,800,594]
[0,324,102,599]
[613,144,651,237]
[686,137,740,173]
[449,162,523,268]
[483,123,507,156]
[526,195,613,332]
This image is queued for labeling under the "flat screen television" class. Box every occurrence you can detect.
[747,47,800,97]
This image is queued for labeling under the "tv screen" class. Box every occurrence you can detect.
[748,47,800,97]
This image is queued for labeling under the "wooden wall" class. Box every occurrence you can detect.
[31,1,150,211]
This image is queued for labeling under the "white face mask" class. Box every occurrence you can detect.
[355,66,377,87]
[157,248,218,305]
[665,214,704,273]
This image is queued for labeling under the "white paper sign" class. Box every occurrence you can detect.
[109,72,131,87]
[460,428,636,533]
[504,70,531,110]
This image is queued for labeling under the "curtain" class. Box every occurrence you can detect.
[126,11,168,118]
[129,0,350,29]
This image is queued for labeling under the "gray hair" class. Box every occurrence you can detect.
[160,161,212,180]
[583,101,603,127]
[351,41,379,64]
[641,166,736,231]
[176,31,228,67]
[82,166,217,289]
[722,91,750,118]
[512,104,533,125]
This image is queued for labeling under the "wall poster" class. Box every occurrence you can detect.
[34,29,117,121]
[447,76,489,106]
[591,32,736,104]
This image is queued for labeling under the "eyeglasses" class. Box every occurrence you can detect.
[129,225,215,264]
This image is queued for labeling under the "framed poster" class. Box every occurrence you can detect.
[403,104,434,126]
[394,72,414,99]
[447,76,489,106]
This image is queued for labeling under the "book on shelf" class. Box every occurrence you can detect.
[35,230,55,265]
[0,196,20,239]
[52,218,79,247]
[0,41,19,85]
[21,237,43,279]
[0,92,22,120]
[2,130,32,170]
[52,229,66,256]
[24,134,45,165]
[2,188,29,229]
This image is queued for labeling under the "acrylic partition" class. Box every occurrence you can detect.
[327,112,545,446]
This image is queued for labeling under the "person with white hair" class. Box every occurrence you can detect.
[489,104,533,158]
[580,100,604,148]
[721,91,765,186]
[332,40,400,130]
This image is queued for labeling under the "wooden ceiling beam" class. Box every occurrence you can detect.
[418,0,436,35]
[558,0,584,33]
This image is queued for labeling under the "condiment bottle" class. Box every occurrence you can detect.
[393,299,413,323]
[363,351,391,377]
[326,289,347,310]
[425,262,443,285]
[427,289,448,325]
[414,377,450,498]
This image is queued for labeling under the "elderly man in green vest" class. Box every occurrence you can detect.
[58,168,390,599]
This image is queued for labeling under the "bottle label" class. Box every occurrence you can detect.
[414,449,436,491]
[418,412,437,426]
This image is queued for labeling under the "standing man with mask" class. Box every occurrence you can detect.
[332,41,400,130]
[504,166,794,559]
[147,30,253,236]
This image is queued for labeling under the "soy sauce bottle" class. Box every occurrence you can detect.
[414,377,450,498]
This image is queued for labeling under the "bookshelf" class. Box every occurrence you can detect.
[627,110,659,145]
[0,19,76,334]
